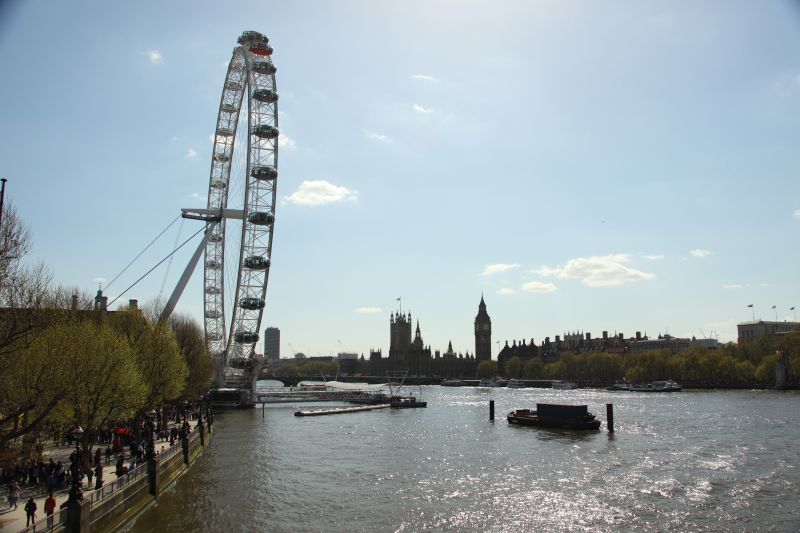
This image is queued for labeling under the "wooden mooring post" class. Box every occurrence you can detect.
[489,400,495,421]
[606,403,614,433]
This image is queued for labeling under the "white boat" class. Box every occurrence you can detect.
[478,378,502,387]
[507,379,526,389]
[630,380,682,392]
[551,381,577,390]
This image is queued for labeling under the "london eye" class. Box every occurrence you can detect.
[181,30,279,374]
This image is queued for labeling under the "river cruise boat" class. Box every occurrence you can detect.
[390,396,427,408]
[478,378,502,387]
[441,379,464,387]
[507,403,601,430]
[606,381,631,391]
[386,370,427,408]
[507,379,526,389]
[630,380,682,392]
[551,381,577,390]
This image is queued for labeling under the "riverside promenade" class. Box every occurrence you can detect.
[0,418,206,533]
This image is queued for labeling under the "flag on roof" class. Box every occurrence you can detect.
[747,304,753,308]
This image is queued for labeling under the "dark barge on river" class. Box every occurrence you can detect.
[507,403,601,430]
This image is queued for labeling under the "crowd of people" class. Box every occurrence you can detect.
[3,399,212,527]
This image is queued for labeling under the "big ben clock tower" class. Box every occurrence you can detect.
[474,295,492,361]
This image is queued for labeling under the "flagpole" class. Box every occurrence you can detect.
[774,306,778,321]
[792,307,796,321]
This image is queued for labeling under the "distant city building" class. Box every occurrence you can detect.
[497,329,719,375]
[474,295,492,361]
[264,327,280,361]
[737,320,800,343]
[337,352,358,360]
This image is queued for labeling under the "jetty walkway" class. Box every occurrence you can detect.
[0,418,205,533]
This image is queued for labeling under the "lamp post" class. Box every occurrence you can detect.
[145,409,156,461]
[69,426,84,503]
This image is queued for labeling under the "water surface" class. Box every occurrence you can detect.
[129,387,800,532]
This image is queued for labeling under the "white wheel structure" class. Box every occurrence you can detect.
[203,31,278,368]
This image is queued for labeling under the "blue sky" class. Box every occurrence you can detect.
[1,1,799,358]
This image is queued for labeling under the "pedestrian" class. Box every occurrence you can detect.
[94,465,103,490]
[105,445,112,465]
[44,491,56,528]
[86,466,93,488]
[8,481,20,510]
[24,496,37,527]
[94,447,102,468]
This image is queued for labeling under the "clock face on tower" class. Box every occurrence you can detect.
[482,324,489,331]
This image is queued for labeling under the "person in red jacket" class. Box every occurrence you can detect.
[44,492,56,528]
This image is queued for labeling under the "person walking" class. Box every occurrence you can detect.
[44,491,56,528]
[24,496,37,527]
[7,481,20,510]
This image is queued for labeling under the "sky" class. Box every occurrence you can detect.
[1,0,799,359]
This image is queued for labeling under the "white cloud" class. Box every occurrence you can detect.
[689,249,712,258]
[284,180,358,206]
[413,104,433,114]
[365,130,392,143]
[148,50,163,65]
[190,192,202,199]
[497,288,516,295]
[533,254,655,288]
[481,263,520,276]
[278,133,296,150]
[411,74,437,82]
[185,148,197,159]
[793,209,800,219]
[521,281,558,293]
[355,307,382,314]
[643,254,664,261]
[722,284,743,289]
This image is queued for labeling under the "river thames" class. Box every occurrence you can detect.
[128,386,800,532]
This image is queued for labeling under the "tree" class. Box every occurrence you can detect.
[523,358,544,379]
[170,313,213,399]
[505,357,522,379]
[476,360,497,378]
[0,321,66,448]
[0,204,58,358]
[51,321,147,451]
[109,308,187,408]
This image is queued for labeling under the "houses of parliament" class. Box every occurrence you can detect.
[352,296,492,377]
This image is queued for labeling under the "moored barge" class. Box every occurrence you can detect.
[507,403,601,430]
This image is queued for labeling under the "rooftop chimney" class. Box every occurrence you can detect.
[71,294,78,311]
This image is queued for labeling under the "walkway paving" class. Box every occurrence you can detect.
[0,420,198,532]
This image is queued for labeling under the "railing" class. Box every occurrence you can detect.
[87,459,147,505]
[15,508,67,533]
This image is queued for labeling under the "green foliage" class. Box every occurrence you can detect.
[505,357,522,379]
[523,358,544,379]
[755,354,778,383]
[273,364,299,379]
[170,313,213,399]
[50,321,147,440]
[109,309,188,408]
[296,360,339,378]
[476,360,497,378]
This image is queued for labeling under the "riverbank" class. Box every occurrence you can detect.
[0,418,211,533]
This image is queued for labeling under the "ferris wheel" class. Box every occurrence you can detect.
[180,31,279,361]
